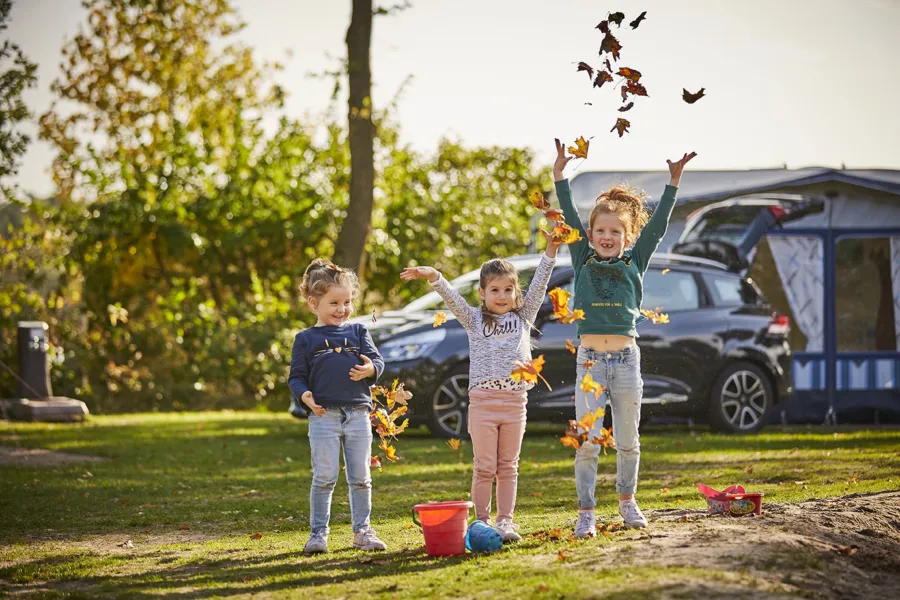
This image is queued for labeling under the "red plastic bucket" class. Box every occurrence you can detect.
[412,501,474,557]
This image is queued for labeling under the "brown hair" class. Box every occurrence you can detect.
[588,184,651,246]
[479,258,525,329]
[299,258,360,301]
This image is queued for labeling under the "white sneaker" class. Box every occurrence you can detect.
[303,531,328,554]
[619,500,648,529]
[494,519,522,543]
[574,510,596,538]
[353,527,387,551]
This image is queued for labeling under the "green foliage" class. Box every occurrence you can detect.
[1,0,550,412]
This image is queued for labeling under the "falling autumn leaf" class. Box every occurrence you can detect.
[251,532,262,540]
[683,87,706,104]
[551,223,583,245]
[593,70,613,89]
[604,58,612,72]
[622,80,649,102]
[447,438,461,451]
[607,11,625,27]
[599,31,622,60]
[661,268,670,275]
[618,102,634,112]
[543,208,564,222]
[591,428,615,451]
[611,118,631,137]
[566,339,577,354]
[370,455,383,471]
[640,307,670,324]
[371,310,377,324]
[629,11,647,29]
[560,435,581,450]
[595,20,609,33]
[579,407,606,430]
[583,359,596,369]
[379,438,399,462]
[529,190,550,211]
[580,373,605,399]
[433,311,447,328]
[616,67,641,82]
[559,309,586,324]
[549,287,572,316]
[576,61,594,79]
[510,355,552,390]
[567,136,590,159]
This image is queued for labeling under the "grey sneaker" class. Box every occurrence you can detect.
[574,510,596,539]
[494,519,522,543]
[303,531,328,554]
[619,500,648,529]
[353,527,387,551]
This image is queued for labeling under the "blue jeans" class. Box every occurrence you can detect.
[574,345,643,506]
[307,406,373,535]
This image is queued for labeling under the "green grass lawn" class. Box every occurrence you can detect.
[1,412,899,599]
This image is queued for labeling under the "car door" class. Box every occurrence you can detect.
[637,266,726,411]
[529,268,580,415]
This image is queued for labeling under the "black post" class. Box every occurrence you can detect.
[16,321,52,398]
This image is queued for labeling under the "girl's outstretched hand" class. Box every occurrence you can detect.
[666,152,697,187]
[553,138,573,181]
[540,228,561,258]
[400,266,440,283]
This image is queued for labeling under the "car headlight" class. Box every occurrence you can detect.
[380,329,447,362]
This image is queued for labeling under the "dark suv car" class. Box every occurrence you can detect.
[360,253,792,437]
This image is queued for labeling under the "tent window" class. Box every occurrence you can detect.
[835,237,897,352]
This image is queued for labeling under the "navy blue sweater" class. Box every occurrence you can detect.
[288,323,385,408]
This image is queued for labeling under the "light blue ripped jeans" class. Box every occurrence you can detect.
[574,345,643,507]
[307,406,373,535]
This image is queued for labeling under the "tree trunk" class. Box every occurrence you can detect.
[334,0,375,276]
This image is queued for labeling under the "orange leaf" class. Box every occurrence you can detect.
[558,549,572,561]
[660,487,670,494]
[447,438,461,451]
[549,528,565,540]
[611,118,630,137]
[661,268,670,275]
[578,407,606,431]
[178,523,190,531]
[549,287,572,317]
[583,359,596,369]
[580,373,604,399]
[560,435,581,450]
[511,355,552,390]
[370,455,383,471]
[559,309,586,324]
[543,208,564,222]
[640,307,669,324]
[251,532,262,540]
[576,61,594,80]
[590,427,616,451]
[566,339,576,354]
[682,87,706,104]
[379,439,399,462]
[529,190,550,211]
[616,67,642,82]
[551,223,583,245]
[433,312,447,328]
[566,136,590,160]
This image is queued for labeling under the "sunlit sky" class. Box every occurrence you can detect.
[9,0,900,198]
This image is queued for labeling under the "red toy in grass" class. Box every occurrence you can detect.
[697,484,764,516]
[412,501,474,557]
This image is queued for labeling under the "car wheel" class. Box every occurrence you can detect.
[709,361,773,433]
[427,365,470,439]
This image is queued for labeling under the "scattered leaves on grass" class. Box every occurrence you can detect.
[250,532,262,540]
[447,438,461,451]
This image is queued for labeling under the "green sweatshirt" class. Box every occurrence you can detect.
[555,178,678,337]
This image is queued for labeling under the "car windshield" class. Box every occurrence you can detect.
[403,266,539,312]
[682,206,764,245]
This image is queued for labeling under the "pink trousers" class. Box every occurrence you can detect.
[467,387,528,523]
